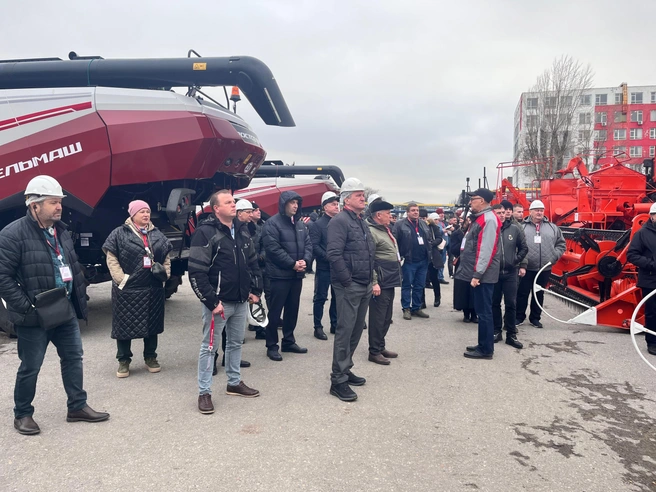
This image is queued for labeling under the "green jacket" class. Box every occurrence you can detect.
[367,218,402,289]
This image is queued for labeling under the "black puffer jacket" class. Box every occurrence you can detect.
[262,191,312,280]
[189,216,263,311]
[498,219,529,273]
[327,208,375,286]
[0,211,88,327]
[394,217,431,263]
[627,219,656,289]
[102,221,172,340]
[309,213,332,271]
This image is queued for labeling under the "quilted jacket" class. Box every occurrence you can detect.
[327,207,375,286]
[455,206,502,284]
[102,219,172,340]
[0,211,88,327]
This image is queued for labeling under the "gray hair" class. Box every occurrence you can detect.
[25,195,49,206]
[340,191,354,207]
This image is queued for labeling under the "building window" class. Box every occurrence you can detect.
[578,130,591,141]
[615,93,623,104]
[580,94,592,106]
[652,92,656,104]
[652,110,656,121]
[613,146,626,156]
[630,146,643,157]
[650,128,656,139]
[526,114,538,127]
[631,110,643,123]
[614,111,627,123]
[545,96,558,107]
[614,129,627,140]
[651,146,656,157]
[595,112,607,124]
[526,97,538,109]
[595,94,607,105]
[630,128,643,140]
[594,130,607,141]
[578,113,591,125]
[631,92,644,104]
[596,146,607,156]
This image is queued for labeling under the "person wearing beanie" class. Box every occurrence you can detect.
[102,200,173,378]
[434,208,449,285]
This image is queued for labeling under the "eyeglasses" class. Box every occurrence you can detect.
[470,197,483,202]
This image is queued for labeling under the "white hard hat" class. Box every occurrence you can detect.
[529,199,545,210]
[340,177,365,194]
[368,193,381,204]
[247,300,268,327]
[236,199,254,211]
[321,191,338,207]
[25,175,66,206]
[650,202,656,214]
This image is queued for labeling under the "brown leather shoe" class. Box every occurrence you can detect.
[381,349,398,358]
[66,405,110,423]
[226,381,260,398]
[369,353,391,365]
[198,394,214,414]
[14,416,40,435]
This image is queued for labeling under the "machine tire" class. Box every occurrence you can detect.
[165,275,183,299]
[0,298,16,337]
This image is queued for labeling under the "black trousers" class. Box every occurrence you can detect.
[265,278,303,350]
[368,288,395,355]
[641,287,656,346]
[516,269,550,323]
[447,253,454,277]
[427,264,441,302]
[492,269,518,335]
[116,334,158,362]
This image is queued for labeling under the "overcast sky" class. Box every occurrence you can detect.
[3,0,655,203]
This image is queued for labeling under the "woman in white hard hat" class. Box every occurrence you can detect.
[102,200,172,378]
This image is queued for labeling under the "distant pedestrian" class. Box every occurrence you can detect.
[451,215,477,322]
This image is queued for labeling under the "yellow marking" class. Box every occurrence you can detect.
[193,63,207,71]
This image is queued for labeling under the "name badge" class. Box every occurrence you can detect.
[461,237,466,250]
[59,265,73,282]
[534,235,542,244]
[417,236,424,245]
[143,256,152,268]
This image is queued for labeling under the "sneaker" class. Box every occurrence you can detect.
[144,358,161,373]
[529,319,543,329]
[198,394,214,414]
[506,336,523,349]
[402,309,412,320]
[116,360,130,378]
[516,319,525,326]
[493,332,503,343]
[330,382,357,401]
[411,309,430,318]
[226,381,260,398]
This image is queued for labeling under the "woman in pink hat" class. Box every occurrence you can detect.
[102,200,172,378]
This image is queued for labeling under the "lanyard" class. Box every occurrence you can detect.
[44,228,63,261]
[385,226,397,246]
[141,233,149,249]
[408,218,419,234]
[535,223,541,235]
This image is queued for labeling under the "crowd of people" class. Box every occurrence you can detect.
[9,172,656,433]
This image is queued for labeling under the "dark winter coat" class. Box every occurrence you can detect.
[498,219,529,273]
[427,222,446,269]
[309,214,332,271]
[189,216,263,311]
[449,228,465,258]
[102,220,172,340]
[455,207,501,284]
[627,219,656,289]
[262,191,312,280]
[393,217,431,263]
[0,211,88,327]
[327,208,375,286]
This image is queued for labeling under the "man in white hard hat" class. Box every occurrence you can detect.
[516,200,566,329]
[327,178,375,401]
[309,191,340,340]
[0,175,109,435]
[627,202,656,355]
[236,199,254,223]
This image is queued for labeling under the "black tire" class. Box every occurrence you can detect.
[0,298,16,337]
[165,275,183,299]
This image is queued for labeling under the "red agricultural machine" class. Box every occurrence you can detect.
[495,154,656,330]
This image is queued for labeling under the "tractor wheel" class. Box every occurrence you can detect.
[0,298,16,337]
[165,275,183,299]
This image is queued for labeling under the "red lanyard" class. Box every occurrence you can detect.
[385,226,397,246]
[535,223,541,235]
[141,233,149,249]
[408,218,419,234]
[44,228,62,259]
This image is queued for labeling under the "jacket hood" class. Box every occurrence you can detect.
[522,216,551,224]
[278,191,303,219]
[124,217,155,232]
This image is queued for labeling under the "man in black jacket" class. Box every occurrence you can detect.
[189,190,263,414]
[0,175,109,435]
[492,201,528,349]
[310,191,340,341]
[327,178,375,402]
[627,202,656,356]
[394,202,431,320]
[261,191,313,361]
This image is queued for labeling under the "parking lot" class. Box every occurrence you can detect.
[1,278,655,491]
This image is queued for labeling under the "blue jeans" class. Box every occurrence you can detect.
[198,302,247,393]
[401,260,428,311]
[473,282,495,355]
[313,269,337,329]
[437,250,447,280]
[14,308,87,418]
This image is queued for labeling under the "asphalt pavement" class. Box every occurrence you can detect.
[1,276,655,491]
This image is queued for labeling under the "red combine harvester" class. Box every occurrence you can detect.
[0,50,295,334]
[495,154,656,329]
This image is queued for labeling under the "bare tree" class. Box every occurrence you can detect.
[520,55,594,180]
[364,187,379,200]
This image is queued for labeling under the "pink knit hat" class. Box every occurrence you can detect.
[128,200,150,217]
